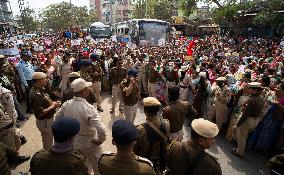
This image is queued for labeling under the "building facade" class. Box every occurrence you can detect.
[90,0,135,24]
[0,0,13,23]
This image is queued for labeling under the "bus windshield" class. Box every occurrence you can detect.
[90,27,112,37]
[139,22,168,46]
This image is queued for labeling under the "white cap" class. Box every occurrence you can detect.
[248,82,261,88]
[216,77,226,81]
[191,118,219,138]
[32,72,47,80]
[71,78,92,92]
[199,72,207,78]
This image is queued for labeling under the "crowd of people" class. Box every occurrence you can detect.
[0,32,284,175]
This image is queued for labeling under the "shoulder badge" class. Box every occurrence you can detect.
[136,156,153,167]
[67,151,84,160]
[34,149,48,156]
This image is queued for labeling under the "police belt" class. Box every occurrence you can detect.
[179,85,188,89]
[0,122,14,132]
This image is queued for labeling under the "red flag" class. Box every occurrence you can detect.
[186,40,194,56]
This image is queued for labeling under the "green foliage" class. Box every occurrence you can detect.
[41,2,98,31]
[212,0,284,25]
[132,0,174,21]
[179,0,197,16]
[19,7,39,32]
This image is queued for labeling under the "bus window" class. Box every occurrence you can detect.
[125,28,129,34]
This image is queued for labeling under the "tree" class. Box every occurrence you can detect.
[179,0,197,16]
[41,2,98,31]
[132,0,174,21]
[18,7,39,32]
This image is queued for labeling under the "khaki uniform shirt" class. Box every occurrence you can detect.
[98,153,155,175]
[237,94,264,127]
[147,67,159,84]
[29,87,55,120]
[135,118,170,160]
[211,84,230,106]
[0,143,18,175]
[110,67,126,85]
[89,62,103,82]
[163,101,197,133]
[120,78,139,106]
[167,140,222,175]
[30,149,88,175]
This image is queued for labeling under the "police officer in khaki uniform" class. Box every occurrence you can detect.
[29,72,61,150]
[146,60,159,98]
[61,72,96,105]
[120,68,140,123]
[166,118,222,175]
[99,119,155,175]
[234,82,264,157]
[89,53,104,112]
[135,97,170,173]
[162,86,197,140]
[163,62,178,98]
[110,58,126,113]
[208,77,230,129]
[30,117,88,175]
[133,55,148,96]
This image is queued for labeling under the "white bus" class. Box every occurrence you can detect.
[113,19,170,46]
[90,22,112,39]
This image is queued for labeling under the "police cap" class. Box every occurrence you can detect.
[112,119,139,145]
[51,117,80,143]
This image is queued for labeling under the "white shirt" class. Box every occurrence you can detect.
[55,97,106,143]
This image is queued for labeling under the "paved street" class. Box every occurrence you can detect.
[14,92,270,175]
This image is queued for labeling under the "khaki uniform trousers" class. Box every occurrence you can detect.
[208,104,228,129]
[236,117,262,156]
[148,83,157,98]
[92,81,102,107]
[36,118,54,150]
[124,104,137,123]
[0,127,21,151]
[111,85,123,110]
[137,73,147,94]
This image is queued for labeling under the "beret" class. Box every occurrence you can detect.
[32,72,47,80]
[68,72,80,78]
[51,117,80,143]
[143,97,161,107]
[112,119,139,145]
[90,53,100,60]
[216,77,226,81]
[127,68,138,77]
[191,118,219,138]
[78,59,92,66]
